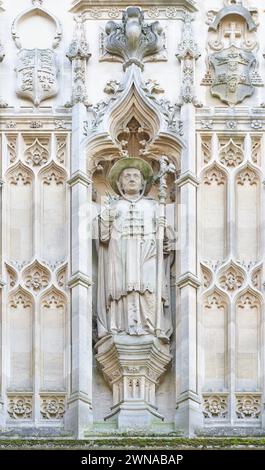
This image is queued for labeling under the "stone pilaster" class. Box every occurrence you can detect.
[64,101,93,438]
[175,105,202,435]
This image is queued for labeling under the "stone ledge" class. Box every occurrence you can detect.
[0,436,265,449]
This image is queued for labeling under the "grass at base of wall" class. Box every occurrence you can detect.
[0,437,265,449]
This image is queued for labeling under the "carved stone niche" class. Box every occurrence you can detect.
[95,335,171,429]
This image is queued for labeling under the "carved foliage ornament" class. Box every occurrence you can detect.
[219,264,244,292]
[103,6,165,70]
[24,138,49,167]
[23,261,50,292]
[203,395,228,419]
[236,394,261,420]
[8,396,32,419]
[219,139,244,167]
[41,396,65,420]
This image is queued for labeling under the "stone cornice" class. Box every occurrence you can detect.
[68,272,92,288]
[176,272,201,289]
[70,1,197,14]
[176,390,201,406]
[176,170,200,188]
[67,392,93,407]
[67,171,92,188]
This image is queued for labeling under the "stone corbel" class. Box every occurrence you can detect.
[95,334,172,428]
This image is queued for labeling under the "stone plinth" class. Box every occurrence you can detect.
[95,334,172,429]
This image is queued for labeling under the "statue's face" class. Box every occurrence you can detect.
[119,168,143,195]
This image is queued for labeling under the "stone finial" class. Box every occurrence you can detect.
[176,12,200,60]
[67,14,91,60]
[67,14,91,106]
[104,6,164,70]
[176,12,201,106]
[32,0,43,5]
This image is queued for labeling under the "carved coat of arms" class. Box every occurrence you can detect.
[209,45,256,106]
[16,49,58,106]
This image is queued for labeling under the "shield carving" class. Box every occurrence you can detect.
[209,45,255,106]
[16,49,58,106]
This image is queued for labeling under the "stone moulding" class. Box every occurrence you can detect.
[11,3,62,50]
[70,1,198,15]
[209,5,257,32]
[95,334,172,429]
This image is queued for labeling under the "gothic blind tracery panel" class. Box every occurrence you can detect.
[202,165,227,261]
[203,292,228,391]
[6,163,34,263]
[236,292,260,391]
[40,289,66,390]
[235,167,260,262]
[8,289,33,390]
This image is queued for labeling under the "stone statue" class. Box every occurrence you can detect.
[96,157,174,342]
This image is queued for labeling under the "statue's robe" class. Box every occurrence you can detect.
[97,196,173,339]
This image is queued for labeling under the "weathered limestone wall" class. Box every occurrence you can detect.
[0,0,264,438]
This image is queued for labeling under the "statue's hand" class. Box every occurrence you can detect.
[163,226,175,253]
[163,238,172,253]
[101,208,117,223]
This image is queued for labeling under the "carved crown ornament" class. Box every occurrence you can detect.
[202,0,263,106]
[101,6,166,70]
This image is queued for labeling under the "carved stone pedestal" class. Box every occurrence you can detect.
[95,335,172,430]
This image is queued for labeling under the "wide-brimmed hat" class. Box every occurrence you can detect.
[107,157,153,195]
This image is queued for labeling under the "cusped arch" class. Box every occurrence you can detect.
[235,161,261,186]
[108,84,161,146]
[201,161,228,185]
[11,3,62,49]
[234,286,263,308]
[40,285,67,308]
[39,161,68,185]
[8,284,34,309]
[202,286,229,308]
[5,160,34,185]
